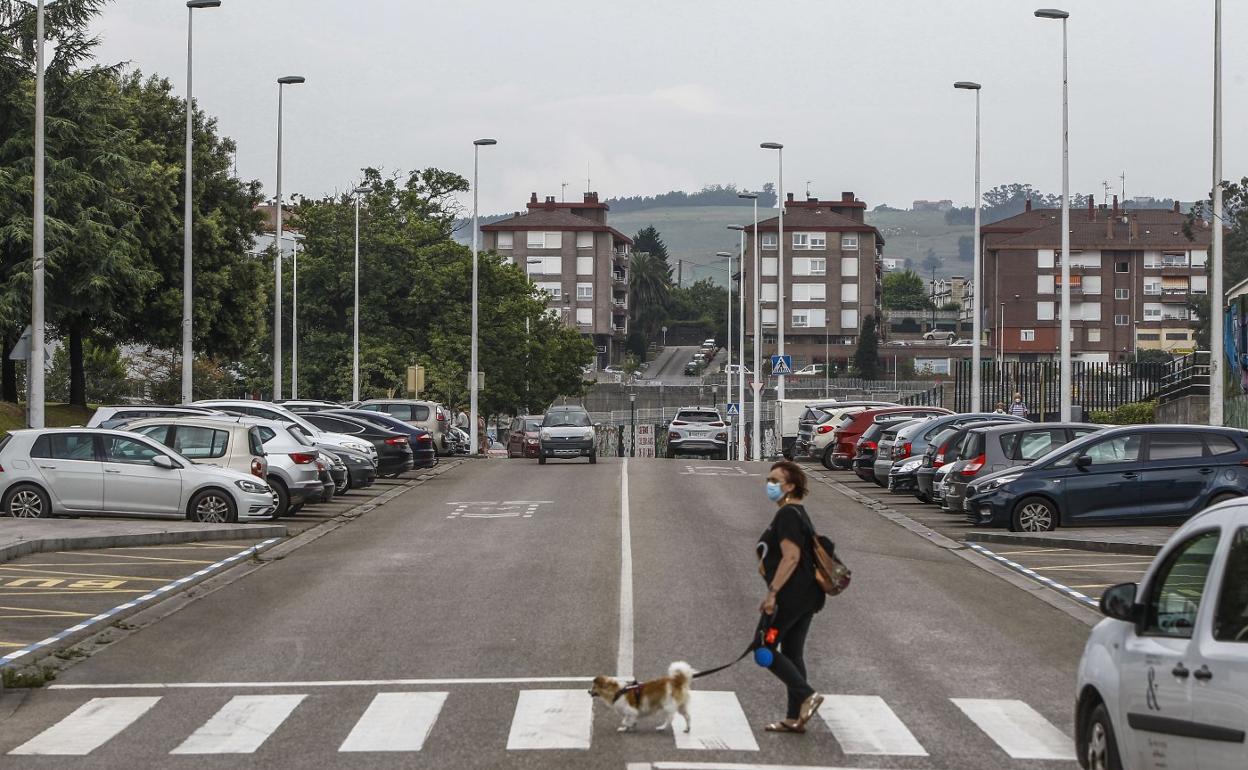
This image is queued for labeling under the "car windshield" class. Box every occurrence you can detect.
[524,419,542,431]
[545,411,590,427]
[679,412,720,423]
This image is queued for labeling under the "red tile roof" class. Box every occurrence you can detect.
[480,208,632,244]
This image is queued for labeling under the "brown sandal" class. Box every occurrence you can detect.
[796,693,824,729]
[764,720,806,734]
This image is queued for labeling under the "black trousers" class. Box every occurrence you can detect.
[758,609,816,719]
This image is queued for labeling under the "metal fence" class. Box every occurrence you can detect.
[594,419,781,460]
[950,360,1168,417]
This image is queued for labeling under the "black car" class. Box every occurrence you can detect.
[323,409,437,470]
[964,425,1248,532]
[297,411,415,477]
[323,445,377,492]
[915,426,963,503]
[851,416,918,482]
[886,455,924,494]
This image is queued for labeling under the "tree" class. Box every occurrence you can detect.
[921,248,942,276]
[632,226,670,266]
[628,251,673,341]
[1188,177,1248,287]
[945,206,974,225]
[46,339,128,404]
[668,278,728,343]
[957,235,973,261]
[853,315,880,379]
[883,270,933,310]
[1134,348,1174,365]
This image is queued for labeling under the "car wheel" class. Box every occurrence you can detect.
[3,484,50,518]
[1011,496,1057,532]
[589,451,597,465]
[269,478,290,518]
[916,492,930,503]
[1080,703,1123,770]
[1209,491,1240,507]
[538,456,546,465]
[821,448,837,470]
[188,489,237,524]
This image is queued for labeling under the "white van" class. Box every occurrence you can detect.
[1075,501,1247,770]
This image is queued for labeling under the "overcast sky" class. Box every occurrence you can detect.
[91,0,1244,216]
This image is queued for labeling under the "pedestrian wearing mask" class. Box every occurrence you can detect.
[1007,392,1030,419]
[756,459,825,734]
[992,402,1007,415]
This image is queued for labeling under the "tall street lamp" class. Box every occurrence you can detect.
[1035,8,1071,421]
[287,233,303,398]
[352,185,371,402]
[29,0,47,428]
[955,80,983,411]
[761,142,786,399]
[1210,0,1224,425]
[728,225,746,460]
[740,192,761,460]
[470,138,497,455]
[182,0,222,405]
[272,74,304,400]
[716,250,733,456]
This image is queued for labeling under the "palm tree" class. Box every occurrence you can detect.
[628,252,673,340]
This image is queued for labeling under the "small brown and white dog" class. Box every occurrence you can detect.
[588,661,694,732]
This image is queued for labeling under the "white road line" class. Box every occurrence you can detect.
[818,695,927,756]
[506,689,592,750]
[674,691,758,751]
[951,698,1075,760]
[339,692,447,752]
[618,457,634,680]
[633,763,919,770]
[170,694,306,754]
[50,675,593,690]
[8,696,160,756]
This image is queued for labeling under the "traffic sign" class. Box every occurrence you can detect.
[726,402,740,416]
[770,354,793,376]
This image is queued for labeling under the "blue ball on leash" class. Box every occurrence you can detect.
[753,647,774,667]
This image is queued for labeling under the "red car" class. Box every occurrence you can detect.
[829,406,952,469]
[506,415,545,458]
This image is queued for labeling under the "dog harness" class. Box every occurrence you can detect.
[612,681,642,704]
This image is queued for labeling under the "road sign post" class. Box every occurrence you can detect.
[770,354,793,377]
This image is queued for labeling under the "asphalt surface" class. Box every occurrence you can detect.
[644,345,703,385]
[0,457,1090,769]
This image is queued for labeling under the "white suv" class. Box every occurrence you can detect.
[1075,501,1247,770]
[667,407,728,460]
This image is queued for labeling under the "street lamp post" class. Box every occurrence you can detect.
[1035,8,1071,421]
[470,138,497,456]
[30,0,47,428]
[182,1,221,404]
[761,143,785,400]
[272,75,304,401]
[351,185,371,402]
[1210,0,1224,425]
[629,392,637,458]
[716,250,733,451]
[288,233,303,397]
[954,80,983,412]
[739,192,761,460]
[728,225,746,460]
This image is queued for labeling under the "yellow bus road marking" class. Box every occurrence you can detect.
[51,551,215,565]
[0,641,27,648]
[0,567,169,582]
[0,607,93,619]
[1030,561,1154,570]
[995,548,1075,556]
[0,589,144,597]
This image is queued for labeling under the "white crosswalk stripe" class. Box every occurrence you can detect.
[8,696,161,756]
[506,689,593,750]
[951,697,1076,760]
[339,692,448,752]
[819,694,928,756]
[170,694,306,755]
[673,691,757,751]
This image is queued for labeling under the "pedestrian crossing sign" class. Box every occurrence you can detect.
[726,402,740,416]
[770,354,793,376]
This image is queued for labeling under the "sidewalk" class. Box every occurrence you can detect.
[1,519,288,563]
[964,526,1174,556]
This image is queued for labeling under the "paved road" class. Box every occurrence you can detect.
[0,458,1089,769]
[644,345,702,385]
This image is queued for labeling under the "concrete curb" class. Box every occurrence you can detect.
[0,525,289,565]
[965,531,1162,556]
[0,460,466,687]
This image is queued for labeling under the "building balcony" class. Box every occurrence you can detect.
[612,302,628,315]
[612,270,628,287]
[613,250,630,266]
[611,324,627,337]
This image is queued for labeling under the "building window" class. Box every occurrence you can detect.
[1020,329,1035,342]
[792,258,810,276]
[576,283,593,301]
[841,234,859,250]
[840,309,859,329]
[1082,275,1102,294]
[762,308,777,327]
[1162,251,1189,267]
[1079,301,1102,322]
[496,232,514,249]
[536,282,562,300]
[1144,278,1162,296]
[1191,250,1209,267]
[1166,332,1189,341]
[527,256,563,275]
[1138,332,1160,341]
[762,233,778,250]
[810,258,826,276]
[841,257,859,277]
[792,232,809,250]
[575,308,593,325]
[576,256,593,275]
[792,310,809,328]
[841,283,858,302]
[762,257,778,277]
[1114,314,1130,326]
[527,231,563,249]
[1088,328,1102,342]
[1037,275,1054,294]
[576,231,593,249]
[1191,275,1208,294]
[792,284,826,302]
[1036,301,1055,321]
[761,283,778,302]
[792,309,826,328]
[1037,249,1055,268]
[1115,261,1130,273]
[1114,288,1130,300]
[1143,303,1162,320]
[810,233,826,249]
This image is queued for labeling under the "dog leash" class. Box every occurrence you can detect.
[692,610,778,680]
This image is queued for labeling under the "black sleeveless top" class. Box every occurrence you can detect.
[756,503,825,616]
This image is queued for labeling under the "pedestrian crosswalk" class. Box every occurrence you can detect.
[7,689,1076,762]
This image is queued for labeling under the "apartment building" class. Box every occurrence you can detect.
[742,192,885,366]
[480,192,632,366]
[930,276,968,309]
[981,197,1214,361]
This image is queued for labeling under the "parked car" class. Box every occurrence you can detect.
[873,418,935,486]
[828,406,953,470]
[506,415,544,459]
[683,362,700,376]
[941,422,1102,513]
[87,405,223,429]
[321,409,436,470]
[194,399,377,461]
[275,399,342,412]
[239,417,328,517]
[321,444,376,492]
[851,416,918,483]
[792,364,824,376]
[916,426,965,503]
[295,411,414,478]
[797,400,898,463]
[965,425,1248,532]
[0,429,276,522]
[931,463,953,505]
[355,399,451,453]
[724,364,753,375]
[667,407,729,460]
[121,417,269,480]
[923,330,957,341]
[948,339,974,347]
[538,405,596,464]
[1075,500,1248,770]
[887,457,925,495]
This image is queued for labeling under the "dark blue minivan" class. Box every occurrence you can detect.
[964,425,1248,532]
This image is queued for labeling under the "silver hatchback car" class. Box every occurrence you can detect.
[0,429,276,522]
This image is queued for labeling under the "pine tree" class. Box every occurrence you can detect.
[854,315,880,379]
[632,226,670,266]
